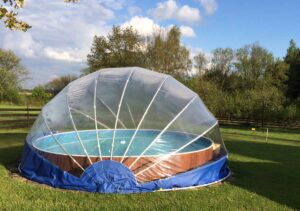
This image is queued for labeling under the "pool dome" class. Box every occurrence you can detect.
[20,67,230,193]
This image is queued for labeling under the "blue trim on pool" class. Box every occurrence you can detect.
[20,142,230,193]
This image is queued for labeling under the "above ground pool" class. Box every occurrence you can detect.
[33,129,214,182]
[20,67,229,193]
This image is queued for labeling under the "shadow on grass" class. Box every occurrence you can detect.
[226,140,300,210]
[0,133,26,167]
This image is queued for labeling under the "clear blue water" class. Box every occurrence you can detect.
[33,130,212,156]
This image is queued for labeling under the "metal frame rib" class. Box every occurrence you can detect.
[128,95,197,169]
[110,70,134,160]
[66,87,93,165]
[135,121,218,176]
[43,115,103,186]
[69,107,110,129]
[43,117,85,171]
[120,76,170,163]
[93,76,102,160]
[126,101,136,128]
[98,98,127,129]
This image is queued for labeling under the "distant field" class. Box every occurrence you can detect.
[0,123,299,210]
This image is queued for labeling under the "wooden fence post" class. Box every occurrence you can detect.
[26,103,29,128]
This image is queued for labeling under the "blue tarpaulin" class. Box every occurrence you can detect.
[20,142,230,193]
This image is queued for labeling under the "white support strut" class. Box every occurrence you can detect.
[43,116,104,186]
[98,98,127,129]
[110,70,134,159]
[43,117,85,171]
[126,102,136,128]
[93,77,102,160]
[128,95,197,169]
[70,107,110,129]
[135,121,218,176]
[120,76,169,163]
[66,88,93,165]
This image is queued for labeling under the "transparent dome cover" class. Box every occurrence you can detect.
[25,67,228,184]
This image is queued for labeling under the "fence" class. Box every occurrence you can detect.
[0,106,40,130]
[0,107,299,130]
[217,117,300,129]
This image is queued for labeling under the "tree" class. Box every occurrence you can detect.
[284,39,300,100]
[86,26,145,73]
[45,74,77,96]
[193,52,207,75]
[146,26,192,77]
[31,85,49,104]
[235,44,274,90]
[265,59,289,92]
[204,48,234,91]
[0,48,28,102]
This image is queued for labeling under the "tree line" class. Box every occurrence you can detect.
[0,25,299,123]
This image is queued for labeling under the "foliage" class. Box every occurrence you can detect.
[30,85,50,105]
[86,25,192,78]
[45,74,77,95]
[193,52,207,75]
[191,43,299,122]
[0,48,28,103]
[0,0,80,31]
[0,0,30,31]
[235,44,274,90]
[146,26,192,77]
[284,39,300,100]
[86,26,145,73]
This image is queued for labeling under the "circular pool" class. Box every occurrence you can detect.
[33,129,213,182]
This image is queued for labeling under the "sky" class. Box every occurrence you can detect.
[0,0,300,88]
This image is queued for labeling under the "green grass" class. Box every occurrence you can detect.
[0,126,299,210]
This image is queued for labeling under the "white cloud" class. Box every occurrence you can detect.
[177,5,201,22]
[2,32,39,58]
[152,0,177,20]
[0,0,113,63]
[198,0,218,15]
[0,0,115,88]
[152,0,201,23]
[43,47,83,62]
[179,26,196,37]
[121,16,163,36]
[122,16,196,38]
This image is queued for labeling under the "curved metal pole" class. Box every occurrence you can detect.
[70,107,110,129]
[66,87,93,165]
[43,117,85,171]
[135,121,218,176]
[93,77,102,160]
[128,95,197,169]
[98,98,127,129]
[110,70,134,159]
[126,102,136,128]
[120,76,169,163]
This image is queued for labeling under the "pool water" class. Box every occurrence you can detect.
[33,130,212,157]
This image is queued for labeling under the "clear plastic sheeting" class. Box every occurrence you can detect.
[25,67,228,186]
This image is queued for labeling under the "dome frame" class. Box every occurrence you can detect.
[20,67,230,193]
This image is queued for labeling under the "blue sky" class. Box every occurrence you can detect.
[0,0,299,88]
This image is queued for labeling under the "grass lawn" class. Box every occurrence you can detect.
[0,126,299,210]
